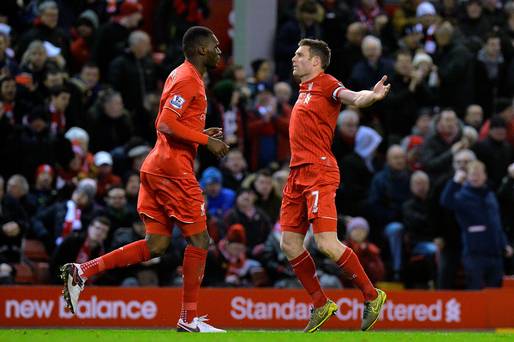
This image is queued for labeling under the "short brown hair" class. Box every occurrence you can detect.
[298,38,331,69]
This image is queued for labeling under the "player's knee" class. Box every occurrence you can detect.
[145,236,169,257]
[188,231,210,250]
[280,236,302,259]
[316,238,340,260]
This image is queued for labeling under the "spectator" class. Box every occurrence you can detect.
[261,222,299,288]
[479,100,514,147]
[472,116,514,190]
[253,169,281,223]
[475,33,510,116]
[124,172,140,214]
[47,85,72,135]
[402,171,438,282]
[221,149,248,192]
[16,1,70,62]
[368,145,411,279]
[343,217,385,285]
[108,30,157,131]
[103,186,136,241]
[272,169,289,199]
[332,109,359,166]
[441,160,513,289]
[498,162,514,244]
[274,0,323,80]
[93,0,143,78]
[338,125,382,217]
[247,59,273,99]
[64,127,94,177]
[327,21,366,82]
[6,174,35,216]
[87,89,134,152]
[19,40,50,89]
[397,24,423,56]
[420,109,464,185]
[0,175,29,280]
[416,2,438,55]
[93,151,122,200]
[69,63,102,123]
[349,35,394,91]
[201,167,236,219]
[464,104,484,131]
[353,0,385,33]
[49,216,111,284]
[34,178,103,251]
[31,164,56,211]
[217,223,268,287]
[224,188,272,257]
[458,0,492,44]
[433,21,475,116]
[0,33,18,77]
[69,10,99,73]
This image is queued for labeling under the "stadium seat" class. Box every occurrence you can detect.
[22,239,49,262]
[14,263,34,284]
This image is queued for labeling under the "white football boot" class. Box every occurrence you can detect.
[177,315,226,333]
[60,263,85,314]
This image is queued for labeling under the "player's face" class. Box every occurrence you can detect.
[292,45,315,79]
[205,35,222,69]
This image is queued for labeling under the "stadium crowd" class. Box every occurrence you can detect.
[0,0,514,291]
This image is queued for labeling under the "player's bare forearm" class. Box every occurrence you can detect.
[338,90,379,108]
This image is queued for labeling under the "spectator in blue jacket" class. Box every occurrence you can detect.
[441,160,514,289]
[200,167,236,220]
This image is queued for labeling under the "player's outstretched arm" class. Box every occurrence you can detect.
[338,75,391,108]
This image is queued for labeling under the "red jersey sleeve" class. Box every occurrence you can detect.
[163,79,196,118]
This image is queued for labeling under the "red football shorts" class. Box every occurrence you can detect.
[137,172,206,237]
[280,164,340,235]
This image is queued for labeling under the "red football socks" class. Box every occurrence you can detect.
[290,250,328,308]
[337,247,377,301]
[79,239,151,279]
[180,245,208,323]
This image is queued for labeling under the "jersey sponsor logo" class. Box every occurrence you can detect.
[169,95,186,109]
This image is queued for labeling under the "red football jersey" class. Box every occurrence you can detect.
[141,61,207,178]
[289,72,344,169]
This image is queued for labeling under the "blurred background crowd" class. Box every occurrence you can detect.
[0,0,514,291]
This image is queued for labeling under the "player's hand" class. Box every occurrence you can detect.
[372,75,391,101]
[204,127,224,139]
[453,169,467,184]
[207,136,229,158]
[505,245,514,258]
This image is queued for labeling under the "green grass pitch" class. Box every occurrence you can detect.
[1,329,513,342]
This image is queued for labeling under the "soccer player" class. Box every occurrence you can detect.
[280,38,390,332]
[60,26,229,333]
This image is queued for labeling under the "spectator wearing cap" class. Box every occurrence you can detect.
[0,175,29,282]
[49,216,111,284]
[472,116,514,190]
[338,126,382,217]
[87,89,134,152]
[217,223,268,287]
[416,1,438,55]
[93,0,143,78]
[70,10,99,73]
[108,30,157,133]
[433,22,475,116]
[201,167,236,220]
[224,188,272,258]
[34,178,104,253]
[343,217,384,285]
[94,151,122,200]
[15,1,70,63]
[31,164,57,212]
